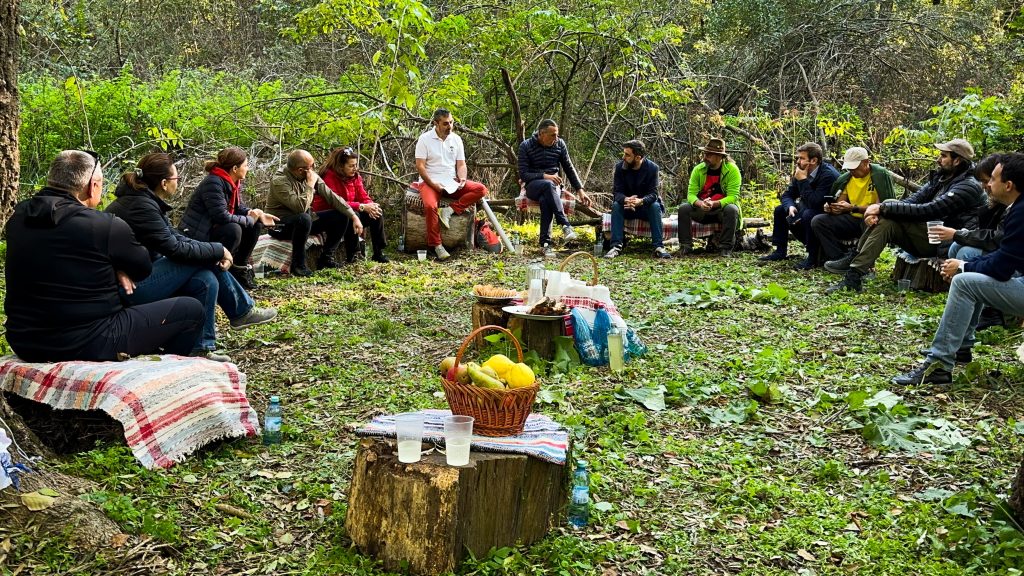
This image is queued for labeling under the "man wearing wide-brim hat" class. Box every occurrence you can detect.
[826,138,986,294]
[677,137,742,257]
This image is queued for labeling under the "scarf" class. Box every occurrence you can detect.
[210,167,240,213]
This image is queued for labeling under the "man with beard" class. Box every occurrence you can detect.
[677,138,742,257]
[604,140,671,259]
[827,139,985,293]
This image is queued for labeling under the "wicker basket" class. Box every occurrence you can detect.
[441,325,539,437]
[558,251,599,286]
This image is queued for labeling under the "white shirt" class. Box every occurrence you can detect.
[415,129,465,193]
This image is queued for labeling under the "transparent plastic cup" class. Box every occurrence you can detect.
[417,249,427,261]
[395,413,424,463]
[443,415,474,466]
[927,221,943,245]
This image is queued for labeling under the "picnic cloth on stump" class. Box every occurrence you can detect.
[356,408,568,465]
[249,232,327,274]
[0,355,260,469]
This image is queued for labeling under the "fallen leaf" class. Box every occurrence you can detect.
[796,549,816,562]
[843,522,861,532]
[20,492,56,511]
[110,533,130,548]
[277,532,295,546]
[36,488,60,497]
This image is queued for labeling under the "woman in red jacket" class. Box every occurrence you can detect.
[317,147,388,263]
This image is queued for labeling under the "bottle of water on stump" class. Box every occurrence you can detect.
[568,460,590,528]
[398,234,405,253]
[263,396,282,445]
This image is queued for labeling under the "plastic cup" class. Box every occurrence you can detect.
[443,415,474,466]
[593,242,603,257]
[395,413,424,463]
[897,279,911,292]
[515,243,524,256]
[927,221,943,245]
[417,249,427,261]
[528,278,544,304]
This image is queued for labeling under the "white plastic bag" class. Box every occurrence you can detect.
[0,428,13,491]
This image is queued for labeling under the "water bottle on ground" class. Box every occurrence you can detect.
[398,234,405,253]
[568,459,590,528]
[263,396,282,445]
[607,325,624,372]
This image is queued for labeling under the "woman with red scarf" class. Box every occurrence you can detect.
[180,147,279,288]
[318,147,389,263]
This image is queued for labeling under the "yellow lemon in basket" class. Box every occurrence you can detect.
[482,354,515,381]
[506,363,536,389]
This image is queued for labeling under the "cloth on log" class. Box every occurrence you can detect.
[515,185,578,216]
[600,212,731,241]
[0,355,259,469]
[356,409,568,465]
[401,189,476,252]
[249,232,326,274]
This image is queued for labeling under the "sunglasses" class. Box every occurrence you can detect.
[83,150,100,187]
[342,147,354,156]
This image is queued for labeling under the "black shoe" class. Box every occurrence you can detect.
[976,307,1005,331]
[792,257,816,271]
[720,248,734,258]
[892,361,953,386]
[677,245,692,257]
[318,255,340,270]
[826,269,863,294]
[371,253,390,263]
[291,266,314,277]
[759,250,787,262]
[230,265,256,290]
[918,348,973,364]
[824,251,856,275]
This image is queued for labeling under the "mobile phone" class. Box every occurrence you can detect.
[823,194,836,204]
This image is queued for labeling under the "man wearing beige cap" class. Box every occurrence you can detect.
[827,139,985,293]
[810,147,896,266]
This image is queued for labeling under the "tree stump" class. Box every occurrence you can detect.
[471,302,511,348]
[401,189,476,252]
[892,253,949,292]
[345,437,568,576]
[507,317,564,359]
[1010,457,1024,527]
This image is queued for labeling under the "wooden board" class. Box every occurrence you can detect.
[345,437,569,576]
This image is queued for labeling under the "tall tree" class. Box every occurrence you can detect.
[0,0,19,226]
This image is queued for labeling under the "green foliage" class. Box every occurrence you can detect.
[845,390,972,453]
[664,280,789,308]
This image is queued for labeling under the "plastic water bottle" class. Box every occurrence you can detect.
[568,460,590,528]
[263,396,282,445]
[397,234,405,253]
[592,304,611,364]
[607,325,624,373]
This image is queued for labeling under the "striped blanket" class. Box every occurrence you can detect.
[515,185,578,216]
[249,233,326,274]
[0,355,260,469]
[357,409,568,465]
[600,213,723,240]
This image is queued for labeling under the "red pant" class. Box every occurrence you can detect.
[416,180,488,248]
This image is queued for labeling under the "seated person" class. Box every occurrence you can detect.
[893,153,1024,385]
[810,147,896,265]
[267,149,363,276]
[106,152,278,362]
[318,146,389,263]
[759,142,839,269]
[414,108,488,261]
[827,139,985,294]
[677,138,742,257]
[604,139,670,259]
[180,147,279,289]
[518,118,591,257]
[4,150,204,362]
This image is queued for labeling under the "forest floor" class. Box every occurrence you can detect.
[2,229,1024,575]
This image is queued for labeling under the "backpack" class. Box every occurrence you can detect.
[475,219,502,253]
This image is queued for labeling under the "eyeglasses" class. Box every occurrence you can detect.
[83,150,100,188]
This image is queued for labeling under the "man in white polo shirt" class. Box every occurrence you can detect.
[413,108,488,260]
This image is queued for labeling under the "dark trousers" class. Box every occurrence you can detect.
[811,213,866,261]
[210,221,263,265]
[345,211,387,259]
[677,203,740,249]
[610,201,664,249]
[772,205,823,262]
[269,211,349,268]
[525,179,570,244]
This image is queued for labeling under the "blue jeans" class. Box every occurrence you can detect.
[126,257,253,352]
[610,201,664,248]
[925,272,1024,369]
[948,242,984,261]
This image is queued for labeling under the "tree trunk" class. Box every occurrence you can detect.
[0,0,20,227]
[1011,457,1024,526]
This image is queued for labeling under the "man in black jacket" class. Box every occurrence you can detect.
[604,140,670,259]
[893,153,1024,385]
[827,139,985,293]
[4,150,204,361]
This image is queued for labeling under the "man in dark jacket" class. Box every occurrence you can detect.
[827,139,985,293]
[518,119,592,256]
[4,150,204,362]
[604,140,670,259]
[893,153,1024,385]
[759,142,839,269]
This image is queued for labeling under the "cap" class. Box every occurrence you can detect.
[842,147,870,170]
[935,138,975,161]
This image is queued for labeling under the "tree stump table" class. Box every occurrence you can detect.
[892,252,950,292]
[506,316,564,360]
[345,437,568,576]
[471,301,511,348]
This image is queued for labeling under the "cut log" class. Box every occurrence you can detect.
[345,437,568,576]
[401,189,476,252]
[892,254,949,293]
[507,317,564,359]
[471,302,511,348]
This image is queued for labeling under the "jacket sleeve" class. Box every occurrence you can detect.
[953,227,1003,252]
[718,163,741,207]
[127,198,222,263]
[687,167,702,204]
[612,163,626,204]
[199,179,252,227]
[559,141,584,190]
[315,179,357,220]
[107,216,153,281]
[964,204,1024,280]
[780,178,799,211]
[641,165,660,206]
[518,140,544,184]
[880,179,980,222]
[353,174,373,207]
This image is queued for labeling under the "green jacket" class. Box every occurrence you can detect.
[831,163,896,203]
[687,160,742,207]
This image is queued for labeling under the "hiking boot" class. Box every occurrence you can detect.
[654,247,672,259]
[438,206,455,229]
[541,242,556,258]
[677,245,692,257]
[759,250,787,262]
[562,225,578,241]
[824,251,856,274]
[826,269,864,294]
[371,253,390,263]
[792,257,816,271]
[892,361,953,386]
[230,265,256,290]
[230,307,278,329]
[291,266,314,277]
[918,347,973,365]
[605,245,622,259]
[317,255,340,270]
[192,349,232,363]
[976,307,1005,331]
[434,245,451,261]
[720,248,734,258]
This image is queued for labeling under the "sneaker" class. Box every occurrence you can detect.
[758,250,787,262]
[653,247,672,259]
[230,307,278,329]
[918,348,973,364]
[371,253,390,263]
[291,266,313,277]
[677,245,692,257]
[892,361,953,386]
[792,257,816,271]
[434,245,451,261]
[826,269,864,294]
[230,265,255,290]
[317,255,340,270]
[824,251,856,274]
[562,225,578,241]
[191,350,232,363]
[438,206,455,229]
[541,242,556,258]
[605,245,622,259]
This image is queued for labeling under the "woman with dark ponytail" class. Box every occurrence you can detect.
[106,152,277,361]
[179,147,278,289]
